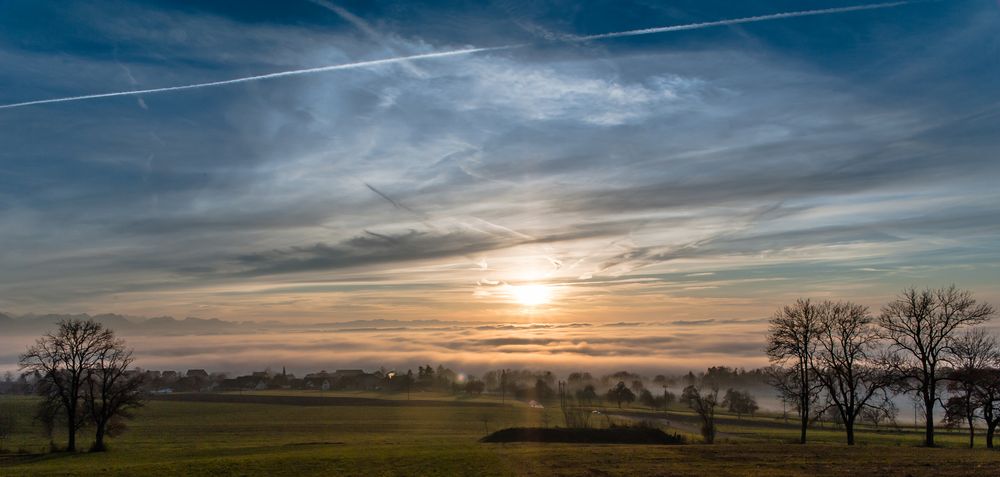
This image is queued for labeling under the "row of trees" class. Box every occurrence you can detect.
[766,285,994,446]
[18,320,145,452]
[479,368,765,403]
[551,376,757,441]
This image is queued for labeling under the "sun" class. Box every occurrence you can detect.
[511,284,551,306]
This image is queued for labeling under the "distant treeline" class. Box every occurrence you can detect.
[1,364,768,399]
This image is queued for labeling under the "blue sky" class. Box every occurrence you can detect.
[1,0,998,341]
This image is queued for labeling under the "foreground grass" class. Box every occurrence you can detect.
[2,393,998,476]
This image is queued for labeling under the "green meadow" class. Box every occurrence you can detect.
[2,391,999,476]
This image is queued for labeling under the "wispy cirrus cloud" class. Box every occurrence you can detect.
[0,0,998,335]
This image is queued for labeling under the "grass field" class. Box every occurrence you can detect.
[2,391,999,476]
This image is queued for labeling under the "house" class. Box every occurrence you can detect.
[335,369,385,390]
[357,373,383,391]
[271,372,294,389]
[220,375,259,390]
[186,369,209,379]
[304,370,332,388]
[300,369,383,391]
[333,369,365,379]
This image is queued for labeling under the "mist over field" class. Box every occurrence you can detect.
[0,313,770,376]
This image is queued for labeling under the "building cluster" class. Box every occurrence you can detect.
[2,363,463,395]
[130,367,389,393]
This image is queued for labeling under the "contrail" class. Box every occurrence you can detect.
[0,1,916,110]
[0,46,512,110]
[573,1,915,41]
[306,0,427,77]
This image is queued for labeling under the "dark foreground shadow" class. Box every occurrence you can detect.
[480,427,686,444]
[0,452,61,467]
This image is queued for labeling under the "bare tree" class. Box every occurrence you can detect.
[860,398,898,430]
[19,319,113,452]
[606,381,635,409]
[575,384,598,405]
[879,286,994,446]
[722,388,758,420]
[682,382,719,444]
[84,334,145,452]
[943,329,999,448]
[812,301,893,445]
[977,368,1000,448]
[766,298,824,444]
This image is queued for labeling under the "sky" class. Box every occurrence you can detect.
[1,0,999,374]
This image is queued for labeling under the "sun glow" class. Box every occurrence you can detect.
[511,284,552,306]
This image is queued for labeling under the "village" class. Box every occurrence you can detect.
[122,365,463,394]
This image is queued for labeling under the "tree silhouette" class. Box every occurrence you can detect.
[722,388,758,420]
[811,301,893,445]
[606,381,635,408]
[682,382,719,444]
[766,298,824,444]
[880,286,993,446]
[943,328,1000,448]
[20,320,111,451]
[84,332,145,452]
[576,384,598,405]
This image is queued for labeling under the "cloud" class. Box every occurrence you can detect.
[231,229,513,276]
[0,1,916,111]
[452,61,703,125]
[0,0,997,324]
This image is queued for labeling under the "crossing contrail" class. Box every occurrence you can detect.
[306,0,427,77]
[0,1,916,110]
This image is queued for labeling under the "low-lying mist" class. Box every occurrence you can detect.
[0,313,768,378]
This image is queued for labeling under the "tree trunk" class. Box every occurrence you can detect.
[66,413,76,452]
[799,414,808,443]
[968,416,975,449]
[92,423,106,452]
[924,397,935,447]
[846,418,855,446]
[987,423,996,449]
[799,396,808,444]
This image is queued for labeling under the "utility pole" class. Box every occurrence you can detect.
[407,369,413,400]
[663,384,669,414]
